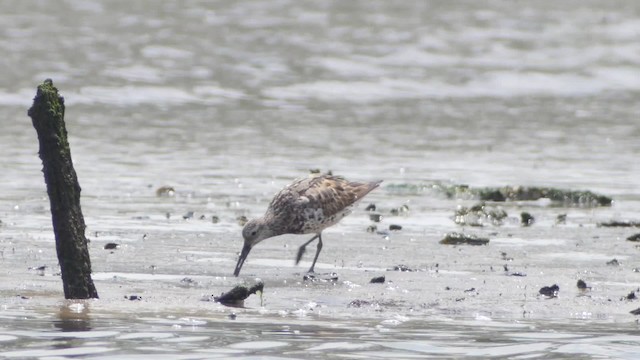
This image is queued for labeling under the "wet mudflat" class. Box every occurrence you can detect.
[2,0,640,358]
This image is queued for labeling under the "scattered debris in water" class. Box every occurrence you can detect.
[389,224,402,231]
[577,279,590,290]
[388,264,415,272]
[213,282,264,307]
[440,232,489,245]
[155,186,175,197]
[104,243,119,250]
[501,252,514,261]
[390,204,409,216]
[539,284,560,298]
[236,215,248,226]
[520,212,535,226]
[364,203,376,211]
[369,213,383,222]
[370,276,386,284]
[454,202,507,227]
[627,233,640,242]
[303,272,339,282]
[606,258,620,266]
[309,169,332,176]
[598,221,640,228]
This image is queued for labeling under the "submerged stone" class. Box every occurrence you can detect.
[630,308,640,315]
[440,232,489,245]
[607,258,620,266]
[389,224,402,231]
[370,276,386,284]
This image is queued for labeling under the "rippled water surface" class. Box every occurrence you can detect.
[1,0,640,358]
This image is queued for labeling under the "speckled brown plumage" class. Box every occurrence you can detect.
[234,174,382,276]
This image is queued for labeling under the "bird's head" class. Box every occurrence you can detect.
[234,218,273,276]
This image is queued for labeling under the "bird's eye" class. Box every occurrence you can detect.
[251,230,257,236]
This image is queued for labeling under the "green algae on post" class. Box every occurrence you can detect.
[28,79,98,299]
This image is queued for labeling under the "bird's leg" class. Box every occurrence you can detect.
[296,234,319,266]
[307,233,323,274]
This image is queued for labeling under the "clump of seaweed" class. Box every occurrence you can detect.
[440,232,489,246]
[454,202,508,227]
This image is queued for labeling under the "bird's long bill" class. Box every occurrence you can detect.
[233,244,252,277]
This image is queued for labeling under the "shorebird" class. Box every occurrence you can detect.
[234,174,382,276]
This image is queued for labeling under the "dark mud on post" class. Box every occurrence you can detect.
[2,0,640,358]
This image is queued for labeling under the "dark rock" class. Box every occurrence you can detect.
[214,282,264,307]
[369,214,383,223]
[556,214,567,224]
[366,225,377,233]
[520,212,535,226]
[625,291,637,301]
[598,221,640,228]
[228,313,237,320]
[607,258,620,266]
[577,279,589,289]
[370,276,386,284]
[539,284,560,297]
[440,232,489,246]
[104,243,119,250]
[182,211,194,220]
[630,308,640,315]
[126,295,142,301]
[211,215,220,224]
[627,233,640,242]
[364,203,376,211]
[389,224,402,231]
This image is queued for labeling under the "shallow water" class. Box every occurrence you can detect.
[1,0,640,358]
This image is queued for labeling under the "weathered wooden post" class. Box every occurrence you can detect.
[28,79,98,299]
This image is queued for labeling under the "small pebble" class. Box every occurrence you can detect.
[389,224,402,231]
[104,243,119,250]
[607,258,620,266]
[366,225,377,233]
[364,203,376,211]
[577,279,589,289]
[370,276,385,284]
[369,214,383,223]
[539,284,559,297]
[520,212,535,226]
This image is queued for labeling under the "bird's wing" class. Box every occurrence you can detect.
[295,175,381,218]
